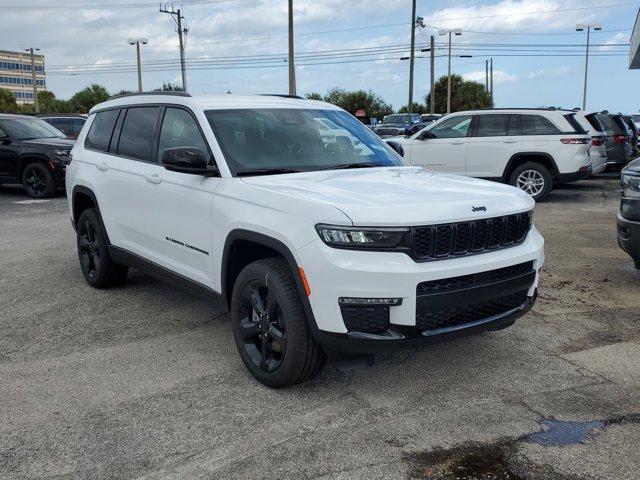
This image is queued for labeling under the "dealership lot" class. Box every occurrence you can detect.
[1,175,640,479]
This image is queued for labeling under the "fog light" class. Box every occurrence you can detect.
[338,297,402,306]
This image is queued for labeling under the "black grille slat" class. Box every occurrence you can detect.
[415,291,528,331]
[416,261,534,296]
[411,211,532,261]
[341,305,390,334]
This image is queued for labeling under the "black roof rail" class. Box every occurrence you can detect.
[108,91,192,100]
[260,94,304,99]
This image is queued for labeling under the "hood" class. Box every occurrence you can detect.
[16,137,75,148]
[623,158,640,174]
[241,166,534,226]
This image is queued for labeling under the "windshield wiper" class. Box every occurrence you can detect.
[236,167,301,177]
[324,162,384,170]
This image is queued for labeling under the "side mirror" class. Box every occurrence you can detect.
[162,147,218,177]
[386,141,404,157]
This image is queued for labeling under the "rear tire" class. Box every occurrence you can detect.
[76,208,128,288]
[509,162,552,201]
[22,162,57,198]
[231,258,326,388]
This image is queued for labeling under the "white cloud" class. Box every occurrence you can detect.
[526,66,570,78]
[598,32,630,51]
[463,69,518,84]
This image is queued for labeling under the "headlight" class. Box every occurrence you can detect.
[621,172,640,198]
[54,150,70,157]
[316,224,409,249]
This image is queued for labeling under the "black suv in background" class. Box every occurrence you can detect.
[596,112,634,167]
[0,114,74,198]
[619,157,640,268]
[373,113,426,138]
[39,114,87,140]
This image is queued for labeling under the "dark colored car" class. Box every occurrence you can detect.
[39,114,86,140]
[622,115,639,157]
[618,157,640,268]
[0,114,74,198]
[595,113,633,167]
[373,113,426,138]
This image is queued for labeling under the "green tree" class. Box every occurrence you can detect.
[69,84,110,113]
[154,82,184,92]
[0,88,19,113]
[426,74,492,113]
[398,101,428,114]
[37,90,72,113]
[304,92,323,101]
[310,88,393,120]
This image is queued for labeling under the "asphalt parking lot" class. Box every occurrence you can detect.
[1,174,640,480]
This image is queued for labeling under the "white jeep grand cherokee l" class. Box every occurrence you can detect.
[66,93,544,387]
[390,108,593,201]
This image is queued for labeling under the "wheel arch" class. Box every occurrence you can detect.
[221,230,315,324]
[17,153,52,179]
[71,185,102,230]
[502,152,559,182]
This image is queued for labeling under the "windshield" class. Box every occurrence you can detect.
[0,117,66,140]
[205,109,404,176]
[383,114,410,124]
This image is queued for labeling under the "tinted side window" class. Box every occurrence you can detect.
[475,114,510,137]
[521,115,560,135]
[429,115,473,139]
[117,107,160,160]
[54,118,72,136]
[85,109,120,151]
[72,118,86,136]
[158,108,208,161]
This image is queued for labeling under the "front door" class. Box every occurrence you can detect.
[406,114,472,174]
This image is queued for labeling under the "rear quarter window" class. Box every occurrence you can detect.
[521,115,561,135]
[85,109,120,151]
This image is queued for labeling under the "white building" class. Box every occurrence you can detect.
[0,49,46,105]
[631,8,640,69]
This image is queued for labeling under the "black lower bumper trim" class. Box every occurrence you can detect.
[617,213,640,268]
[315,291,536,355]
[555,166,592,183]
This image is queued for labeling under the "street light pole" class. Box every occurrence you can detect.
[576,23,602,110]
[127,38,148,93]
[24,47,40,113]
[288,0,296,96]
[439,28,462,114]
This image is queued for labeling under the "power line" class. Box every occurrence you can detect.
[3,0,238,11]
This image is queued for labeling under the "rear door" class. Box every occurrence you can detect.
[465,114,521,178]
[406,114,471,174]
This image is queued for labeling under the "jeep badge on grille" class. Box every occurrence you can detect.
[472,206,487,212]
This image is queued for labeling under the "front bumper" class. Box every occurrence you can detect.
[296,227,544,353]
[617,212,640,268]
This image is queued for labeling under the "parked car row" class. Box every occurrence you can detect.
[383,108,639,201]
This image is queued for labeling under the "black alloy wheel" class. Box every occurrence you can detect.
[78,218,102,282]
[238,281,287,373]
[22,163,56,198]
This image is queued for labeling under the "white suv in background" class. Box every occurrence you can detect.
[66,93,544,387]
[391,108,592,201]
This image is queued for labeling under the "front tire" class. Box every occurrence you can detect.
[22,162,57,198]
[76,208,128,288]
[231,258,326,388]
[509,162,552,201]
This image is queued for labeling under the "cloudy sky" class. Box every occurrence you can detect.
[3,0,638,113]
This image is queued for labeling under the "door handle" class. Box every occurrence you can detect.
[503,139,518,143]
[450,141,464,145]
[145,174,162,184]
[96,162,108,171]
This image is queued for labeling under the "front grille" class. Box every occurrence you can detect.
[341,305,390,334]
[415,291,529,331]
[416,261,534,296]
[412,211,532,261]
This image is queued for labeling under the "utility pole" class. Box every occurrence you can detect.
[127,38,148,92]
[576,23,602,110]
[485,59,489,91]
[408,0,417,108]
[25,47,40,113]
[430,35,435,114]
[288,0,296,95]
[439,28,462,114]
[160,4,188,92]
[490,58,494,106]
